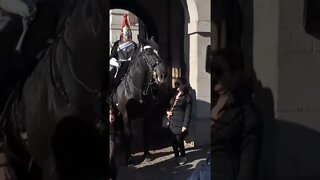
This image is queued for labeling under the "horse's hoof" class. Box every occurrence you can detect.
[143,157,152,163]
[143,153,153,162]
[126,157,134,166]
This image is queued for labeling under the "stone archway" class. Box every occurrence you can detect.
[108,0,211,147]
[108,0,185,151]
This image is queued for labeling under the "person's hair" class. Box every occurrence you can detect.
[214,48,244,74]
[176,76,190,94]
[177,76,187,84]
[214,48,253,103]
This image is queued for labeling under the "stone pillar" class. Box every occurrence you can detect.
[253,0,279,111]
[187,6,211,147]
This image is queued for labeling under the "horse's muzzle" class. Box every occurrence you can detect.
[154,73,165,85]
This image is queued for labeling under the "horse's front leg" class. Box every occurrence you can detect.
[142,110,152,162]
[122,113,133,166]
[142,115,152,162]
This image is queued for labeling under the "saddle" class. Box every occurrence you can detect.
[109,60,132,90]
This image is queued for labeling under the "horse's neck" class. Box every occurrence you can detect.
[60,0,107,89]
[128,58,148,91]
[65,0,107,60]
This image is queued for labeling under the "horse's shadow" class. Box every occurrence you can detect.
[116,147,210,180]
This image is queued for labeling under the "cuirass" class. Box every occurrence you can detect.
[117,40,136,60]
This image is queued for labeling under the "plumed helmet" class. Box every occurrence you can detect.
[121,14,132,40]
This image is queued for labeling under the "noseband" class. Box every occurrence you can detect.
[141,46,163,79]
[140,46,164,95]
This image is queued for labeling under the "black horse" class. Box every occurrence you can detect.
[1,0,108,179]
[110,36,167,165]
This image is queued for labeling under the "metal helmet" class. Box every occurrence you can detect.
[121,14,132,40]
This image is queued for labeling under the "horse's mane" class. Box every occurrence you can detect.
[125,41,155,73]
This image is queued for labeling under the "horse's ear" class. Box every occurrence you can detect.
[150,36,156,43]
[138,34,147,46]
[148,36,159,51]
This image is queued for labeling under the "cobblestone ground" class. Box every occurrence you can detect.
[115,143,210,180]
[112,117,210,180]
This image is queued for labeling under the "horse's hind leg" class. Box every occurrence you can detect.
[109,127,117,179]
[109,124,118,179]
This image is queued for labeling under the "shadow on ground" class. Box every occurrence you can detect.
[116,147,210,180]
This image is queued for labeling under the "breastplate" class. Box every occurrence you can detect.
[117,41,135,60]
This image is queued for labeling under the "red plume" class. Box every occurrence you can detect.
[122,14,129,30]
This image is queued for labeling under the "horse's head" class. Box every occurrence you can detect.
[138,36,166,85]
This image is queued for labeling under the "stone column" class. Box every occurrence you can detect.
[188,20,211,147]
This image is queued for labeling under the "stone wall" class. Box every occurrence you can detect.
[253,0,320,179]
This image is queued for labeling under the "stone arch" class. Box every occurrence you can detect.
[108,0,211,147]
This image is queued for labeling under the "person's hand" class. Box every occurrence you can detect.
[110,57,121,68]
[109,112,115,124]
[182,127,187,132]
[166,111,173,117]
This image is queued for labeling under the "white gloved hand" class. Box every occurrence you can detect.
[110,57,121,68]
[0,0,30,17]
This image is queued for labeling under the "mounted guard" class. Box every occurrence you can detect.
[109,14,137,90]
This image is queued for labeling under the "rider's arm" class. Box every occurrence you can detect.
[110,41,121,67]
[110,41,119,59]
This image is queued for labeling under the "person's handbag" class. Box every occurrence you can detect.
[162,115,170,128]
[162,96,179,128]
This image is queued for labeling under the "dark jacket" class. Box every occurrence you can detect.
[110,40,137,60]
[212,97,260,180]
[169,93,192,134]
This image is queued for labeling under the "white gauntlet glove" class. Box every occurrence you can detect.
[110,57,121,68]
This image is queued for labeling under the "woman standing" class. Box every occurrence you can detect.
[212,49,260,180]
[166,77,193,166]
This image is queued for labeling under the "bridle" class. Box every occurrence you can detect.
[126,45,164,96]
[142,46,164,95]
